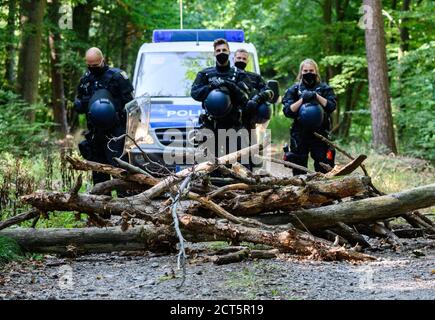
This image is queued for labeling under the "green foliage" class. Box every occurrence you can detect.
[0,149,89,228]
[268,111,291,143]
[0,90,52,156]
[321,55,367,95]
[0,236,23,265]
[390,42,435,162]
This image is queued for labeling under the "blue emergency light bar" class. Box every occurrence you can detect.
[152,29,245,43]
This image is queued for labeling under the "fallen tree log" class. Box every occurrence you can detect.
[330,222,371,248]
[89,179,144,195]
[0,215,375,261]
[254,183,435,231]
[0,209,40,231]
[178,214,375,261]
[209,174,371,215]
[66,156,159,186]
[0,225,177,254]
[213,248,279,265]
[21,190,160,221]
[21,173,370,223]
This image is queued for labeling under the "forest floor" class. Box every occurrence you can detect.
[0,238,433,300]
[0,151,434,300]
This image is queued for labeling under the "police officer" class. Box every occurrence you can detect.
[282,58,336,175]
[233,48,274,169]
[74,47,134,186]
[191,38,252,161]
[233,48,274,128]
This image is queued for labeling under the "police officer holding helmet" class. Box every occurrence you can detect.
[282,58,336,175]
[233,48,275,128]
[191,38,253,160]
[74,47,134,186]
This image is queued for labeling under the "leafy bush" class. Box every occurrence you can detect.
[0,236,23,265]
[390,42,435,163]
[0,90,52,156]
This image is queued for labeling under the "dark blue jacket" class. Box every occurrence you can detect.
[282,81,336,132]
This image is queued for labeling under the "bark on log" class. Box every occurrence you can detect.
[213,248,279,265]
[0,225,177,254]
[21,191,161,223]
[330,222,371,248]
[89,179,144,195]
[257,183,435,230]
[0,217,374,261]
[66,156,159,186]
[178,214,375,261]
[0,209,40,231]
[393,228,426,238]
[372,222,402,249]
[219,175,371,215]
[325,155,367,177]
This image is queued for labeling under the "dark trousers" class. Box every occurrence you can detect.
[289,129,335,176]
[79,125,126,187]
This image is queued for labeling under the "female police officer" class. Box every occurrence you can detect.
[282,58,337,175]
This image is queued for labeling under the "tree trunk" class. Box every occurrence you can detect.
[399,0,412,58]
[0,226,177,254]
[256,183,435,230]
[67,1,94,131]
[4,0,17,88]
[217,175,370,216]
[339,82,365,138]
[16,0,46,119]
[72,1,94,56]
[179,214,375,261]
[48,0,68,135]
[363,0,397,154]
[322,0,334,83]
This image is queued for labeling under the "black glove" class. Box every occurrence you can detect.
[301,90,316,103]
[222,79,238,91]
[210,78,225,89]
[245,99,258,113]
[73,98,88,114]
[259,90,274,102]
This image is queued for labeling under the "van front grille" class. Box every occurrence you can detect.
[155,128,199,148]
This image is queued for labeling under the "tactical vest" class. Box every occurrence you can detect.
[202,67,246,128]
[295,82,332,132]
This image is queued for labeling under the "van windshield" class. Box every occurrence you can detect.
[135,51,255,97]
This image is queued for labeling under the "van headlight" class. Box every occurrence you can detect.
[135,126,155,145]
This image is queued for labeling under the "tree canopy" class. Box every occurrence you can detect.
[0,0,433,162]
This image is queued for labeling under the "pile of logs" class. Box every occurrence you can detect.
[1,143,434,266]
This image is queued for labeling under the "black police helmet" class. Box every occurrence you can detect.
[255,103,272,124]
[204,89,232,119]
[88,89,118,129]
[298,103,324,131]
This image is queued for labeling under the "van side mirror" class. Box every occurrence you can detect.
[267,80,280,104]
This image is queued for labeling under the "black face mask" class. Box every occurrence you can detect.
[302,72,317,86]
[88,65,105,76]
[216,53,229,65]
[234,61,247,70]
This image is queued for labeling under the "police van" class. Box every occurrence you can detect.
[126,29,262,173]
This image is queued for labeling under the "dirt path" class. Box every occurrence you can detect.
[1,160,434,300]
[1,237,434,300]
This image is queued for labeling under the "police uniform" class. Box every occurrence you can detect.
[282,81,336,175]
[241,70,271,169]
[191,63,249,161]
[242,70,268,128]
[74,65,134,185]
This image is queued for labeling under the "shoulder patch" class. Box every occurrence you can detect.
[120,70,129,80]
